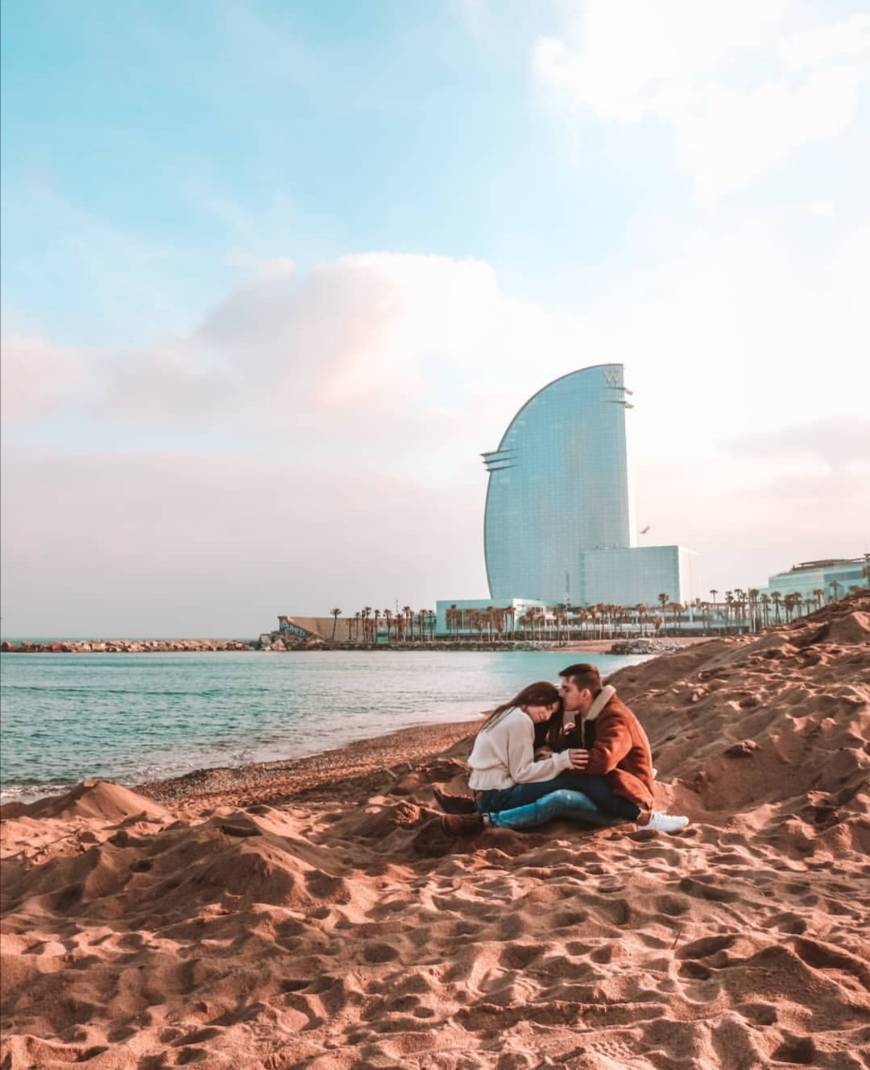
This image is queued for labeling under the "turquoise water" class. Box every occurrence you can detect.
[0,650,647,801]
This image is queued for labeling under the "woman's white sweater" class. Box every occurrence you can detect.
[467,707,573,791]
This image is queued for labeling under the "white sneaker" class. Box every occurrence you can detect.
[643,811,689,833]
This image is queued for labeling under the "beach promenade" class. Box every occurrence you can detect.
[1,595,868,1069]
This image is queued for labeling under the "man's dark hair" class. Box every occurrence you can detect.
[559,663,602,694]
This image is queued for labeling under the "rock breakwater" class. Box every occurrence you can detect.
[0,638,256,654]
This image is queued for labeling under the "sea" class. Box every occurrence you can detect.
[0,649,649,803]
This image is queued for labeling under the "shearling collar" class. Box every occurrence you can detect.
[583,684,615,724]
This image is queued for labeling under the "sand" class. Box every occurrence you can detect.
[1,594,868,1069]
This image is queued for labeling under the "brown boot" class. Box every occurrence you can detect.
[439,812,484,836]
[433,786,477,814]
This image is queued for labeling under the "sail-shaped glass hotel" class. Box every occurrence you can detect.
[481,363,696,607]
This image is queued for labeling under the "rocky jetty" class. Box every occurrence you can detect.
[610,637,688,655]
[0,638,256,654]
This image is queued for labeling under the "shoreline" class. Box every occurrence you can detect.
[136,719,480,815]
[0,720,481,811]
[0,635,711,655]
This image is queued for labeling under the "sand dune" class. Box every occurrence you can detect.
[2,595,868,1068]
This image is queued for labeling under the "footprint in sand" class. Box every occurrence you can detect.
[677,934,737,959]
[767,912,807,934]
[679,960,712,980]
[499,944,540,970]
[176,1048,207,1065]
[656,894,691,917]
[363,942,400,963]
[738,1001,778,1025]
[771,1034,817,1065]
[678,876,739,902]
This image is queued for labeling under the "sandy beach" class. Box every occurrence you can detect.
[1,595,868,1069]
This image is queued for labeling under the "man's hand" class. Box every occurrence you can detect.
[534,746,554,759]
[567,748,590,771]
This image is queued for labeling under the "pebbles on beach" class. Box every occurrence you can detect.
[1,595,868,1069]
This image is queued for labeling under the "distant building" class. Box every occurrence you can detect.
[579,545,699,607]
[762,558,869,602]
[481,363,697,607]
[435,598,547,637]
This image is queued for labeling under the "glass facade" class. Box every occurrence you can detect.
[483,363,697,607]
[579,546,698,607]
[484,364,633,603]
[763,558,868,601]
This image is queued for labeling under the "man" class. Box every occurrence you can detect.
[557,663,688,833]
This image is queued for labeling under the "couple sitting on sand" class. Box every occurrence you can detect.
[435,663,689,835]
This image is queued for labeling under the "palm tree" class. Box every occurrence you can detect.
[330,608,342,640]
[724,592,734,631]
[785,592,803,621]
[747,589,760,632]
[828,578,844,602]
[759,593,771,629]
[657,593,669,635]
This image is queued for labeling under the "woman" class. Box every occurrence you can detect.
[439,681,688,835]
[439,682,613,834]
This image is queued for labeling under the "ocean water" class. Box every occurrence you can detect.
[0,650,648,802]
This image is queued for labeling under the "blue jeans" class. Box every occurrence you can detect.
[476,772,640,823]
[487,788,609,830]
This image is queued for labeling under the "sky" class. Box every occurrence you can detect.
[2,0,869,636]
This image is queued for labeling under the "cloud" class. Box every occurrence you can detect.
[533,3,870,199]
[0,334,89,425]
[67,253,584,465]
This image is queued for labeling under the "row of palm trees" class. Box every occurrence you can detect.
[327,579,865,644]
[330,607,438,643]
[698,583,865,634]
[441,583,865,641]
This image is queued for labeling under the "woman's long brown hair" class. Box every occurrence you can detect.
[478,681,565,752]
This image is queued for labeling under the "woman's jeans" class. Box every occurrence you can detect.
[486,788,606,830]
[475,772,640,828]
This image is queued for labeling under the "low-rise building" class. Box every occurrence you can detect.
[762,557,869,603]
[435,598,547,638]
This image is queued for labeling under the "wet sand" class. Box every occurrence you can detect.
[2,595,868,1069]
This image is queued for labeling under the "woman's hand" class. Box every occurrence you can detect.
[534,746,554,759]
[567,748,590,771]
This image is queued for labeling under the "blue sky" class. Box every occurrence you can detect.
[2,0,869,634]
[4,1,619,343]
